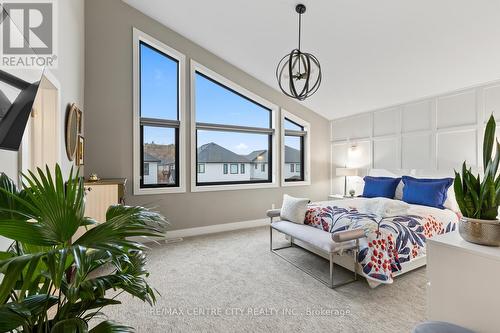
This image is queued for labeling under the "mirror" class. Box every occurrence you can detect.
[65,104,79,160]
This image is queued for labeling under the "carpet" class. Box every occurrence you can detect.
[101,226,426,332]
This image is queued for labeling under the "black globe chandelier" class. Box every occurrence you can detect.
[276,4,322,101]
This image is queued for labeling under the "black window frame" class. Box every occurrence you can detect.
[139,41,180,189]
[194,70,274,187]
[284,117,306,183]
[240,163,245,174]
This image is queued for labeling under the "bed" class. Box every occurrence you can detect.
[302,197,459,285]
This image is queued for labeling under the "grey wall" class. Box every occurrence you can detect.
[84,0,330,231]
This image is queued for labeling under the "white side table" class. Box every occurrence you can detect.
[328,194,351,201]
[427,231,500,333]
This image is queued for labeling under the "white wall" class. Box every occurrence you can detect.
[0,0,85,178]
[330,79,500,194]
[284,163,301,179]
[143,161,158,184]
[197,163,251,183]
[0,0,85,250]
[249,162,267,180]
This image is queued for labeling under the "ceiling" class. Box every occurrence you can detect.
[123,0,500,120]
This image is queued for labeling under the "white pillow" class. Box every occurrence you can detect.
[280,194,310,224]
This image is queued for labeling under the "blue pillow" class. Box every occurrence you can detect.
[402,176,453,209]
[362,176,401,199]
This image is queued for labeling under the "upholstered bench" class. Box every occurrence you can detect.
[266,209,365,288]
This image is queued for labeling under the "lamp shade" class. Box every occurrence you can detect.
[336,168,358,177]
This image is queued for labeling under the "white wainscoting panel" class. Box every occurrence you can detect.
[436,90,476,129]
[374,108,400,137]
[330,80,500,194]
[373,137,400,169]
[331,113,371,141]
[349,140,371,169]
[402,101,433,132]
[402,133,433,169]
[483,84,500,122]
[437,129,477,170]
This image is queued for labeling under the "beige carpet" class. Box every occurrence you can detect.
[102,226,426,333]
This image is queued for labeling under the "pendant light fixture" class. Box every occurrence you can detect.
[276,4,322,101]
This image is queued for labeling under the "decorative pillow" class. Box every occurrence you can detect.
[280,194,310,224]
[362,176,401,199]
[401,176,453,209]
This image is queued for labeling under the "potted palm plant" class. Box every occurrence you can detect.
[454,114,500,246]
[0,165,167,332]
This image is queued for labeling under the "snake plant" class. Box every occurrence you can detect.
[454,114,500,220]
[0,165,167,332]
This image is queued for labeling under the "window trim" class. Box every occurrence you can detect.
[190,60,278,192]
[281,109,311,187]
[133,28,186,195]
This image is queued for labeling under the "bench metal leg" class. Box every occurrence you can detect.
[270,226,360,289]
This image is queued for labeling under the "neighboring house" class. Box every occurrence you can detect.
[245,150,268,180]
[143,153,161,184]
[196,142,301,182]
[197,142,252,183]
[284,145,301,180]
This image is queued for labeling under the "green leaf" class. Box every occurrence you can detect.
[75,205,166,253]
[454,171,470,216]
[463,172,480,216]
[0,306,27,332]
[51,318,89,333]
[89,321,133,333]
[0,253,43,303]
[484,114,496,168]
[0,220,58,246]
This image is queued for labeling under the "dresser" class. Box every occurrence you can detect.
[427,231,500,333]
[83,178,127,221]
[73,178,126,241]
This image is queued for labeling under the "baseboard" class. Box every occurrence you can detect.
[165,218,269,240]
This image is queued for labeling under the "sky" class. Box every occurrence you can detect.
[140,42,300,154]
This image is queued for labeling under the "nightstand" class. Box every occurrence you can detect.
[328,194,351,201]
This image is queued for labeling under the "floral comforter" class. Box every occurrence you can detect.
[304,198,459,284]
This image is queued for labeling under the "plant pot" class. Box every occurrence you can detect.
[459,217,500,246]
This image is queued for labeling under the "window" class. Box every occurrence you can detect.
[133,28,185,194]
[230,164,238,174]
[282,110,310,186]
[192,62,277,190]
[197,163,205,173]
[261,164,265,172]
